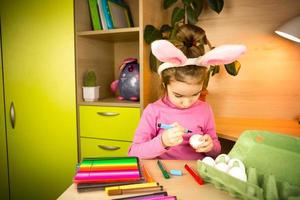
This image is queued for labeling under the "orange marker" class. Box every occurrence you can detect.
[142,165,155,182]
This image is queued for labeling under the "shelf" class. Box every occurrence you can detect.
[78,97,140,108]
[77,27,140,42]
[215,117,300,141]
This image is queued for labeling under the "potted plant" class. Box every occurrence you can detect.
[144,0,242,100]
[82,70,100,101]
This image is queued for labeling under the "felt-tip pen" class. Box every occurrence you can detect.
[157,160,170,179]
[184,164,204,185]
[158,123,192,133]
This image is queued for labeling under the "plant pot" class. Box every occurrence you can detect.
[82,86,100,102]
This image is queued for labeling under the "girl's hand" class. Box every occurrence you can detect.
[161,122,185,147]
[195,134,214,153]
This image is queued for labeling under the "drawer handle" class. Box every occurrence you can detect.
[10,102,16,129]
[97,112,120,116]
[98,145,120,151]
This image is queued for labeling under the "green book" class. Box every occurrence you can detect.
[88,0,102,30]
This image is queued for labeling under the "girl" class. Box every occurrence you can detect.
[128,27,246,160]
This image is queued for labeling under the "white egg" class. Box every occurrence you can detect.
[228,158,246,172]
[215,154,230,164]
[189,134,204,149]
[202,156,215,167]
[228,166,247,182]
[215,162,229,172]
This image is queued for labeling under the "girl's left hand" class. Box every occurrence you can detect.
[195,134,213,153]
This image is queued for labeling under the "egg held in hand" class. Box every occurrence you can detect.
[189,134,204,149]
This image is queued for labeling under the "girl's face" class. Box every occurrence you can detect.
[166,79,202,109]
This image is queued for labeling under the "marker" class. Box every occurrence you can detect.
[157,123,192,133]
[105,182,158,191]
[111,192,168,199]
[142,165,156,182]
[184,164,204,185]
[170,169,182,176]
[157,160,170,179]
[107,185,163,196]
[105,182,161,195]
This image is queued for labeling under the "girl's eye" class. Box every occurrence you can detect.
[192,93,200,96]
[174,94,182,98]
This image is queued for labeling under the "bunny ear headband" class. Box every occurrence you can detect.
[151,40,247,75]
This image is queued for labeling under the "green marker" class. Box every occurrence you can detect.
[157,160,170,179]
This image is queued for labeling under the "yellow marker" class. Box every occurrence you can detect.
[105,182,158,192]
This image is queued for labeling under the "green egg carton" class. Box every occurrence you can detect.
[197,130,300,200]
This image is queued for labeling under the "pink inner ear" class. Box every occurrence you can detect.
[198,45,246,66]
[151,40,187,64]
[166,57,184,64]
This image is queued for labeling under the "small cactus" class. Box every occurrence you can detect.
[84,70,97,87]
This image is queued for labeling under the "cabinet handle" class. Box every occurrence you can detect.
[10,102,15,129]
[98,145,120,151]
[97,112,120,116]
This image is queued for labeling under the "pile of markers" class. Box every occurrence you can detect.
[73,157,178,199]
[107,164,177,199]
[73,157,144,189]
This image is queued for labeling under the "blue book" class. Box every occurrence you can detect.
[97,0,108,30]
[101,0,114,29]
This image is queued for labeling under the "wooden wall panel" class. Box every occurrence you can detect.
[142,0,169,107]
[142,0,300,120]
[198,0,300,119]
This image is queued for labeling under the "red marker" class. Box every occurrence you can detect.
[184,164,204,185]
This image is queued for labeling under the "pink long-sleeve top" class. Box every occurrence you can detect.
[128,96,221,160]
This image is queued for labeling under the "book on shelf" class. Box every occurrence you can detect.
[88,0,102,30]
[97,0,108,30]
[107,0,134,29]
[101,0,114,29]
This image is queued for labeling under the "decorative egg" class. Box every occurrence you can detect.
[215,162,229,172]
[215,154,230,164]
[228,166,247,182]
[189,134,204,149]
[202,156,215,167]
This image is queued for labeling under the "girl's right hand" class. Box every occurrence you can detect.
[161,122,185,147]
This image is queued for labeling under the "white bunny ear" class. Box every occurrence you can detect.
[151,40,187,64]
[197,45,246,66]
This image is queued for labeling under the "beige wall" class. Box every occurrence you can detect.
[143,0,300,120]
[198,0,300,120]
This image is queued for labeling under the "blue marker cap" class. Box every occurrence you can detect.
[158,123,173,129]
[170,169,182,176]
[158,123,192,133]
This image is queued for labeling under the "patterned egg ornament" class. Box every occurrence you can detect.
[111,58,140,101]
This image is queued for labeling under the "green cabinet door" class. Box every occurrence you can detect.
[0,0,77,199]
[0,23,9,200]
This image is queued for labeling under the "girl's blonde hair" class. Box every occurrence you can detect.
[161,65,206,86]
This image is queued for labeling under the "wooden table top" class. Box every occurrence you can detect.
[57,160,237,200]
[215,117,300,141]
